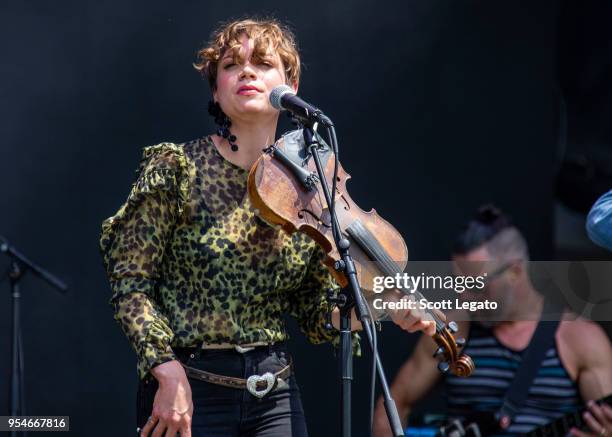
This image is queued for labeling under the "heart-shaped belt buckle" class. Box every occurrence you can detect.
[246,372,276,398]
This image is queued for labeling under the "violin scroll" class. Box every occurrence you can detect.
[432,320,475,377]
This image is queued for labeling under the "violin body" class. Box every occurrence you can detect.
[248,129,407,291]
[248,129,474,377]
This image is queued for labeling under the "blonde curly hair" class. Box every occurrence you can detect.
[194,18,301,90]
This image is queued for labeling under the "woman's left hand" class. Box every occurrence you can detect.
[570,401,612,437]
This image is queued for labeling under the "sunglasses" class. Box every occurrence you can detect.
[481,262,516,286]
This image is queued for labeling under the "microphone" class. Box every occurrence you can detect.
[269,85,333,127]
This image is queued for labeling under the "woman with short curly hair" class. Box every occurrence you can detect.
[100,17,433,437]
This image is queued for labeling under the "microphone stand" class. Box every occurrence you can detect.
[0,236,67,437]
[302,124,404,437]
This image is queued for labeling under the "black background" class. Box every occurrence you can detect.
[1,1,610,436]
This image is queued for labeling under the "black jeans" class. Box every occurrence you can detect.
[136,343,309,437]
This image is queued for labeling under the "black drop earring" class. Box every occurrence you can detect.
[208,100,239,152]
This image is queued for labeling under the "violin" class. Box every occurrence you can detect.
[247,129,474,377]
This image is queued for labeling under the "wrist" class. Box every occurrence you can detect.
[150,359,185,384]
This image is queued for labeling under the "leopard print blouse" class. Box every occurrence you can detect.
[99,136,357,380]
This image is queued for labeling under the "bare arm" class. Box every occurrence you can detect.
[564,320,612,437]
[566,320,612,401]
[371,319,467,437]
[372,335,441,437]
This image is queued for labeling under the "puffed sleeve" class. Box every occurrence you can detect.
[99,142,190,380]
[586,189,612,251]
[286,244,361,355]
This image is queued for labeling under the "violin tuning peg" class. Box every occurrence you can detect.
[438,361,450,373]
[433,347,445,358]
[448,321,458,333]
[456,338,466,348]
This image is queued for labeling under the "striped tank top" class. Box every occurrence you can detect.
[445,322,582,435]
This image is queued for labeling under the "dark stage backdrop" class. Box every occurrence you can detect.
[0,1,564,436]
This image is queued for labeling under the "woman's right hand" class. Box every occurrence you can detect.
[141,360,194,437]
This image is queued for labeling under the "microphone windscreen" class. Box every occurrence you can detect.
[269,85,295,110]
